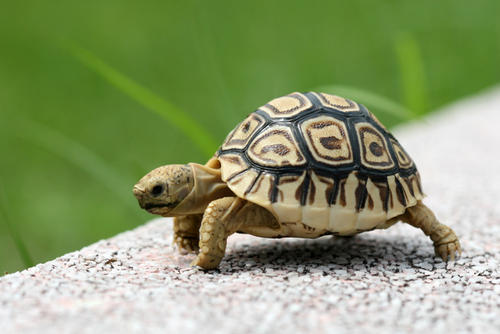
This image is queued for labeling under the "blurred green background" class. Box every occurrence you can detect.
[1,0,499,274]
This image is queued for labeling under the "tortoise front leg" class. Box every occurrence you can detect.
[400,201,461,261]
[191,197,244,269]
[191,197,278,269]
[173,214,202,254]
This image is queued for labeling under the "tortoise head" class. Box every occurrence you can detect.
[133,164,194,216]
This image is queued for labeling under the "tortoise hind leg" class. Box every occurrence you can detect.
[399,201,461,261]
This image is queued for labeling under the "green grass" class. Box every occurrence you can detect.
[0,183,34,268]
[395,33,429,116]
[9,117,140,215]
[70,45,218,158]
[1,0,499,273]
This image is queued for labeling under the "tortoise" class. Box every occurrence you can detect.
[133,92,461,269]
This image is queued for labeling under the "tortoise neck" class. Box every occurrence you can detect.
[169,161,233,216]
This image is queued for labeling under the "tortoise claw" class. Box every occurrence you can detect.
[174,236,199,255]
[434,239,461,262]
[190,253,222,270]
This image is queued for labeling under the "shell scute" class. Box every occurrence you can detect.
[225,168,259,199]
[222,113,265,150]
[245,172,274,206]
[218,153,249,182]
[356,122,395,170]
[247,125,306,167]
[390,138,414,169]
[312,92,360,112]
[300,115,354,166]
[259,92,313,118]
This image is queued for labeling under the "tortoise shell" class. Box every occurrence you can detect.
[216,92,424,235]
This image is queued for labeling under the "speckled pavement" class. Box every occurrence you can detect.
[1,88,500,334]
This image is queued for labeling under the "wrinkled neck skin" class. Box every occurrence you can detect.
[168,161,233,216]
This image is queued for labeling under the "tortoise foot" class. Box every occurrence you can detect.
[190,250,223,270]
[431,224,461,261]
[434,239,462,262]
[174,235,199,255]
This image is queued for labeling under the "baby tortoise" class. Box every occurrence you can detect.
[133,92,461,269]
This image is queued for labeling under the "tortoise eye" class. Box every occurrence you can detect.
[151,184,164,197]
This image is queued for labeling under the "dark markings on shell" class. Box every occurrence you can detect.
[355,178,367,211]
[265,93,306,115]
[270,174,280,203]
[296,171,311,206]
[305,120,352,162]
[359,126,392,167]
[394,177,407,207]
[250,173,265,196]
[250,128,304,165]
[367,194,374,210]
[308,177,316,205]
[398,151,406,161]
[277,189,283,202]
[403,176,415,197]
[338,178,347,207]
[267,177,275,203]
[280,175,300,184]
[223,114,264,149]
[228,176,242,186]
[301,223,316,232]
[330,177,341,206]
[222,155,242,165]
[325,178,337,206]
[223,128,236,145]
[244,171,262,195]
[261,144,290,156]
[317,93,358,111]
[373,181,389,212]
[294,182,302,202]
[390,139,414,170]
[226,167,250,183]
[312,121,330,129]
[369,141,384,157]
[320,136,342,150]
[359,126,391,167]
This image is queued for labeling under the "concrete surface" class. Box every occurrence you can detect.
[1,88,500,334]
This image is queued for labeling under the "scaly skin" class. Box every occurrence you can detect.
[400,201,461,261]
[173,214,202,254]
[191,197,279,269]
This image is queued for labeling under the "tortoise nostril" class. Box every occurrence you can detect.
[151,184,164,197]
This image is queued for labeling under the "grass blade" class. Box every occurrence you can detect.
[191,0,234,127]
[9,118,141,217]
[69,45,218,157]
[314,84,416,121]
[395,33,428,116]
[0,182,34,269]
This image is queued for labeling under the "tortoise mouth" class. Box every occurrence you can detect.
[143,203,168,210]
[142,201,180,214]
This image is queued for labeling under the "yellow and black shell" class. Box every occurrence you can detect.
[217,92,424,235]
